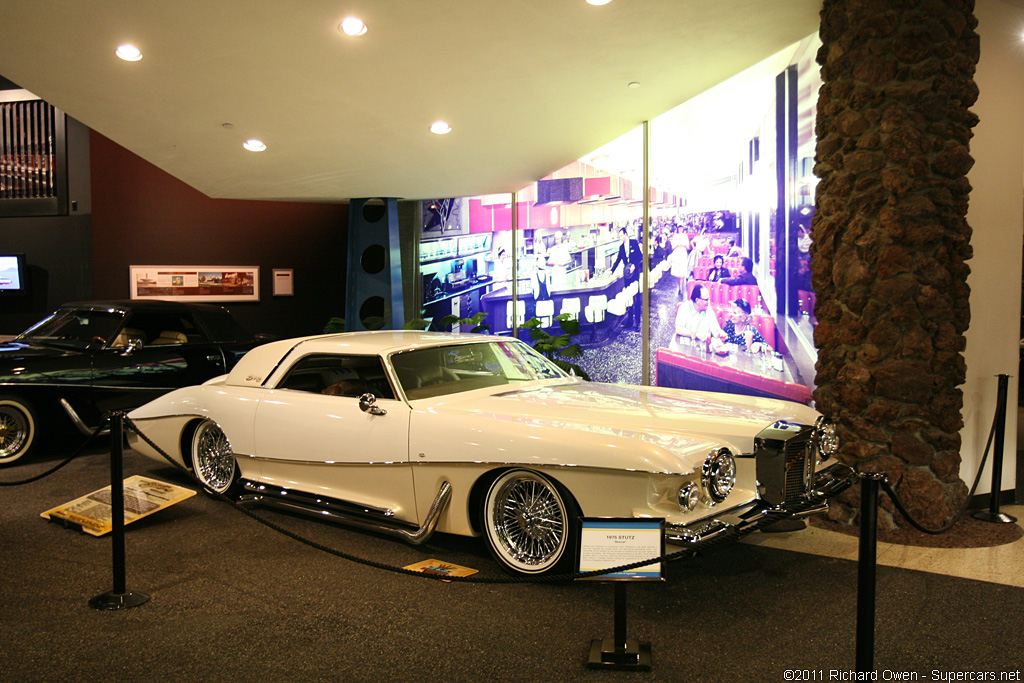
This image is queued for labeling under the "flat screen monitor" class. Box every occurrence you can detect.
[0,254,28,296]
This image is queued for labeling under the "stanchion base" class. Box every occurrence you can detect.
[587,637,652,671]
[972,510,1018,524]
[89,590,151,611]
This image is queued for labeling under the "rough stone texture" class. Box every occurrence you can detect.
[812,0,978,530]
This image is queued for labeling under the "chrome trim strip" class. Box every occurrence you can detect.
[239,479,453,546]
[246,452,704,477]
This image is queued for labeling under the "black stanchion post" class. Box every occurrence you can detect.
[587,583,652,671]
[856,473,882,674]
[973,374,1017,524]
[89,412,150,610]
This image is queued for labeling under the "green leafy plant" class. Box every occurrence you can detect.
[521,313,591,380]
[323,316,346,333]
[402,311,490,333]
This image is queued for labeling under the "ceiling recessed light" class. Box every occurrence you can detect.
[243,139,266,152]
[587,0,613,5]
[628,81,640,89]
[429,121,452,135]
[339,17,367,36]
[116,44,143,61]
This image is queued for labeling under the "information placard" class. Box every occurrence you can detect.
[577,518,665,581]
[41,476,196,536]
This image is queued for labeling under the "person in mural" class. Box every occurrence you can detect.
[611,227,643,329]
[669,230,691,295]
[672,283,728,353]
[493,248,512,282]
[721,257,757,287]
[687,234,710,284]
[707,254,730,282]
[547,230,572,289]
[722,299,767,353]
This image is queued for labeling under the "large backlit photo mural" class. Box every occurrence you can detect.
[416,33,821,404]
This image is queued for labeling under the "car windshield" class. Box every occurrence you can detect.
[390,340,568,400]
[16,308,126,350]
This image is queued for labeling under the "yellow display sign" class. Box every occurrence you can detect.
[41,475,196,536]
[403,559,478,580]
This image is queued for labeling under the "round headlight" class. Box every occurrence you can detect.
[813,416,839,461]
[701,448,736,502]
[677,482,699,512]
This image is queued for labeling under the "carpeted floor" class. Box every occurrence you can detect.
[811,513,1024,549]
[2,441,1023,682]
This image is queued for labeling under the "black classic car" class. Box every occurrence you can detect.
[0,300,263,464]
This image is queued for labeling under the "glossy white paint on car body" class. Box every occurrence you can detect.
[129,331,823,537]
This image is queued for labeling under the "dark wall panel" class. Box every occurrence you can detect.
[0,117,92,334]
[89,131,349,338]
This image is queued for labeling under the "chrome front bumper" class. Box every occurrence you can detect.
[665,462,854,548]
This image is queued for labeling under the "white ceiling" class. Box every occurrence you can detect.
[0,0,822,202]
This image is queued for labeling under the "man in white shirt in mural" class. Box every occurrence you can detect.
[673,283,727,353]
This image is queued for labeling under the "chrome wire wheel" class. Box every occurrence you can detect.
[190,420,237,495]
[484,469,575,575]
[0,397,36,464]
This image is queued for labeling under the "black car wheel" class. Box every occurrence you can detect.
[189,420,238,495]
[483,468,578,576]
[0,395,37,465]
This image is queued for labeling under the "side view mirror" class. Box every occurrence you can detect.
[120,338,142,357]
[358,392,387,416]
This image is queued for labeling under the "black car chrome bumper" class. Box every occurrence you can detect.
[665,461,855,548]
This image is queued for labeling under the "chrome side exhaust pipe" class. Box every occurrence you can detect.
[239,480,453,546]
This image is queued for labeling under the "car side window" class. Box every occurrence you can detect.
[277,354,396,400]
[112,311,206,348]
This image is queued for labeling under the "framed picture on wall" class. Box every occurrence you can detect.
[130,266,259,302]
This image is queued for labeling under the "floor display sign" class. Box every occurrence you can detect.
[578,518,665,671]
[403,559,478,580]
[41,475,196,536]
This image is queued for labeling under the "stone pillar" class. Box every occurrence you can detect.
[811,0,979,529]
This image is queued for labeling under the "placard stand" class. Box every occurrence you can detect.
[578,518,663,672]
[587,583,652,671]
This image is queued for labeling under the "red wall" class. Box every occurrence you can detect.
[89,131,349,337]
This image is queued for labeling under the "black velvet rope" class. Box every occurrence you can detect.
[123,415,697,584]
[0,420,107,486]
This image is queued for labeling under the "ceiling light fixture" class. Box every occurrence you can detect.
[243,139,267,152]
[586,0,613,5]
[339,17,367,36]
[115,44,143,61]
[628,81,640,89]
[429,121,452,135]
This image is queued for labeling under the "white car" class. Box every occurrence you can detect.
[128,330,851,576]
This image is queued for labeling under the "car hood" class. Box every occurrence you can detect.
[431,379,819,457]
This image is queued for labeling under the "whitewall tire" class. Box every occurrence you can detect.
[0,395,37,465]
[189,420,238,495]
[483,469,578,576]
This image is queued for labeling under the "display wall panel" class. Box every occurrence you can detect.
[647,34,822,404]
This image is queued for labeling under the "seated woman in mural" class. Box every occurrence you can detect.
[707,254,730,282]
[671,283,729,354]
[722,299,768,354]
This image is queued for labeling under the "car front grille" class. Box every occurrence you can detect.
[783,429,813,505]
